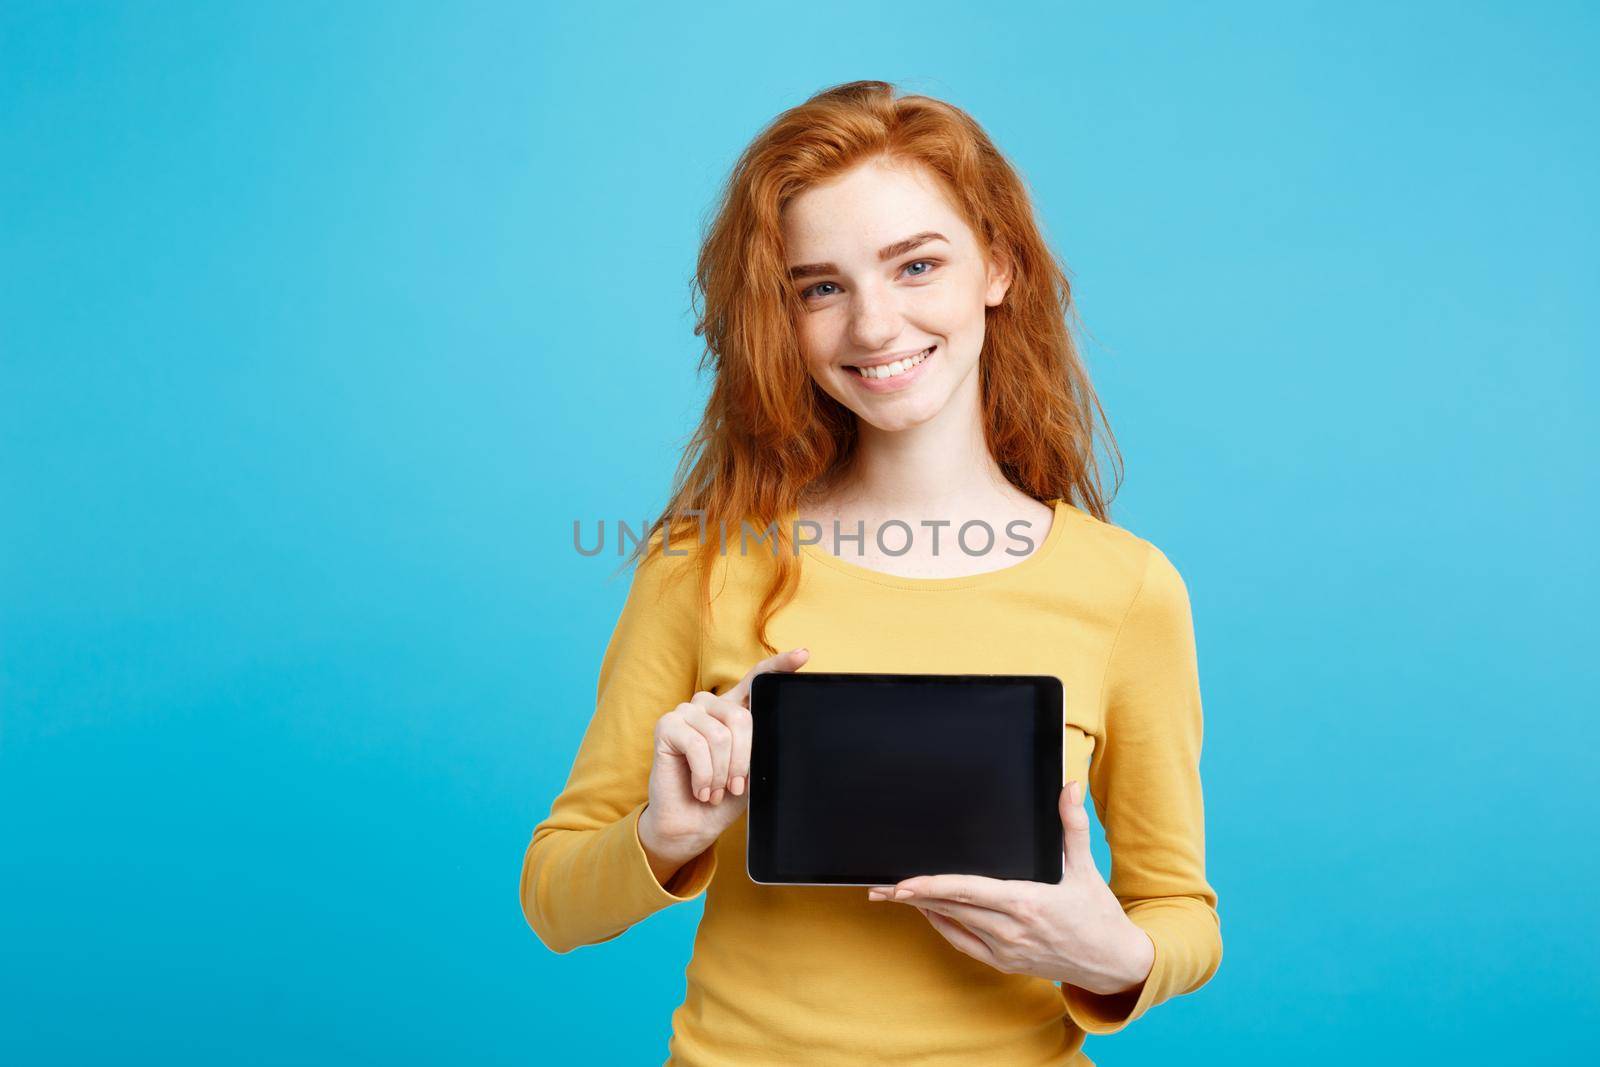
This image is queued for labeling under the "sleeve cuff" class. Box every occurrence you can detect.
[1061,927,1164,1035]
[624,801,718,903]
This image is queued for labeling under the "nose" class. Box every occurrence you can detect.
[846,278,906,354]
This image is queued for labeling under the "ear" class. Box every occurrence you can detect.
[983,244,1013,308]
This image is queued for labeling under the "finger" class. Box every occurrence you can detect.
[683,704,733,802]
[916,905,1004,969]
[1061,779,1094,874]
[892,874,1020,912]
[903,896,1019,944]
[659,714,715,802]
[688,692,736,800]
[697,692,753,796]
[721,646,810,707]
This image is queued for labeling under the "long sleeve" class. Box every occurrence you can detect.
[519,536,719,954]
[1062,542,1223,1033]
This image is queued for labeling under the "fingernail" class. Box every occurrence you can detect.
[793,646,808,655]
[731,776,745,795]
[867,890,886,901]
[698,787,710,802]
[893,888,914,900]
[711,788,724,804]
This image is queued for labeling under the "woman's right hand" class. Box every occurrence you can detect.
[637,647,810,870]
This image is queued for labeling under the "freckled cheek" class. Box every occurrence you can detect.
[800,347,833,379]
[798,352,839,389]
[797,328,842,378]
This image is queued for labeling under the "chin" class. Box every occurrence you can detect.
[850,397,946,433]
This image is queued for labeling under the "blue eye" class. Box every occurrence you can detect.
[800,259,940,302]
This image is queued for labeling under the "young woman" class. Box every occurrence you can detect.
[521,80,1221,1066]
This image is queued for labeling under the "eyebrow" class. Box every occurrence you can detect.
[786,231,950,281]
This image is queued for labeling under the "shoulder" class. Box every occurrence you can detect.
[1059,502,1192,617]
[626,522,707,608]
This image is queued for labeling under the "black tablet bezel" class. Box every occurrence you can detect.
[746,671,1065,886]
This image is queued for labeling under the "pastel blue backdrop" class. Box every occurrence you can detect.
[3,2,1595,1063]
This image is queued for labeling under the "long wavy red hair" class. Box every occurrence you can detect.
[619,79,1122,654]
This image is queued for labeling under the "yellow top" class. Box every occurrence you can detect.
[520,498,1221,1066]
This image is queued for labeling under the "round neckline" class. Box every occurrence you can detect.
[790,497,1070,591]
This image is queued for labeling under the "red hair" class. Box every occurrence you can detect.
[621,79,1122,653]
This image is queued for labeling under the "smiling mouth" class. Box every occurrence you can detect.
[847,345,936,379]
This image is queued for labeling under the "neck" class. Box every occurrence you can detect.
[816,375,1024,517]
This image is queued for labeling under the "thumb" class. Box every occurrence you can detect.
[1060,779,1093,874]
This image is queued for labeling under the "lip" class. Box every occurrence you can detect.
[847,344,936,394]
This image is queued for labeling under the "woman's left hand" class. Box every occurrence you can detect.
[867,780,1156,996]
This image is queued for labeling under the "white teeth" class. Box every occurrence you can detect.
[854,346,932,379]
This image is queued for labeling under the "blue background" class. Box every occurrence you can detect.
[3,2,1595,1063]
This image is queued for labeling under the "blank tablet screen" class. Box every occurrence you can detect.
[746,672,1063,886]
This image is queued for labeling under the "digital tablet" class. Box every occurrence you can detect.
[746,672,1064,886]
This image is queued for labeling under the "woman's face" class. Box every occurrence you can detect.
[781,157,1010,433]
